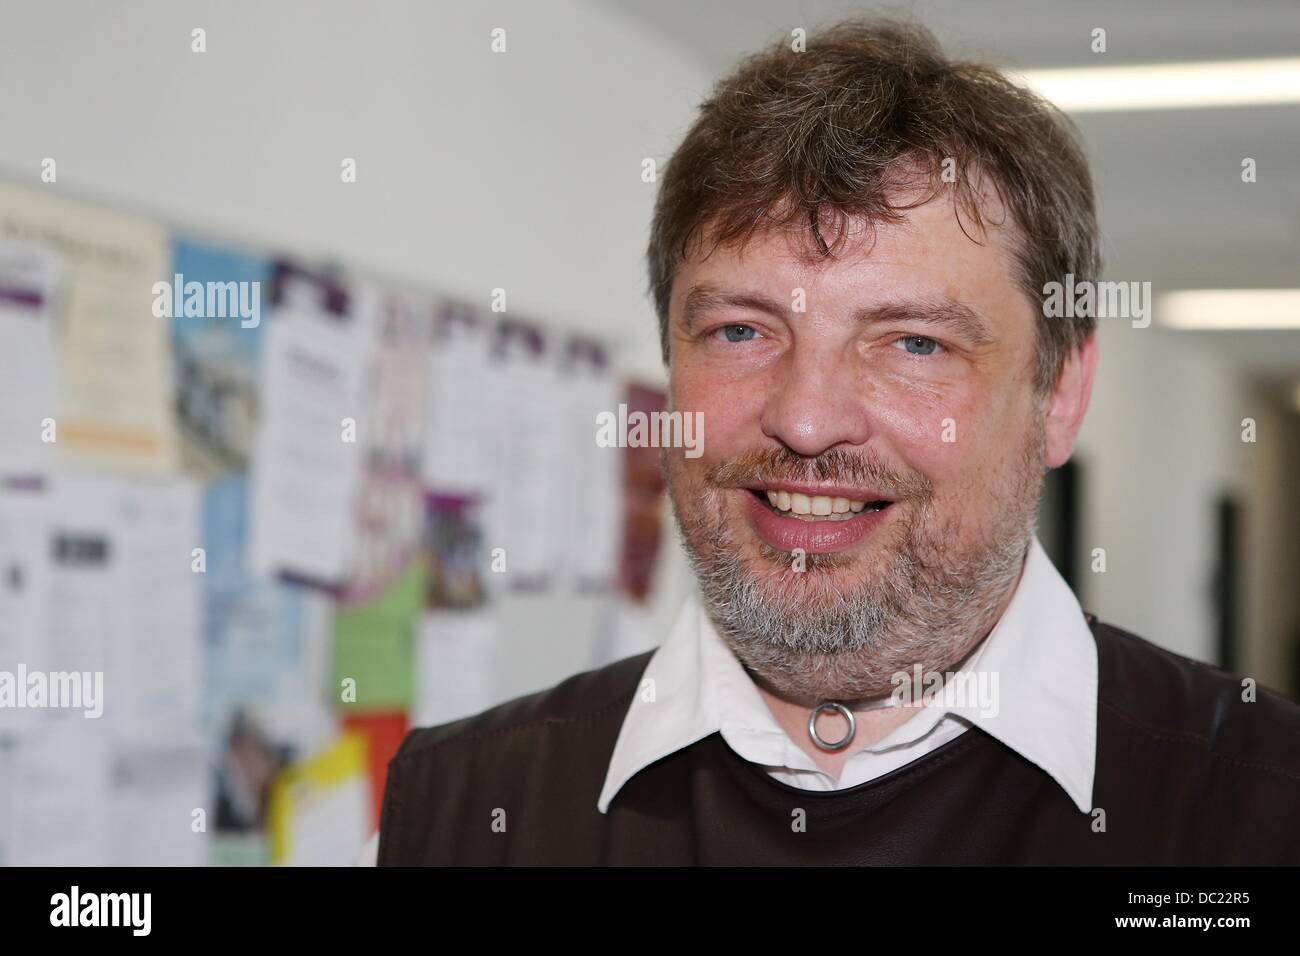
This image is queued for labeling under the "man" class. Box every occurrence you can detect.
[370,18,1300,865]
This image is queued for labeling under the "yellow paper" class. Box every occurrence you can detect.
[0,182,176,473]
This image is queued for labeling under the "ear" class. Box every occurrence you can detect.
[1044,334,1098,468]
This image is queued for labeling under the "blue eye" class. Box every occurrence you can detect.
[896,335,940,356]
[717,324,758,343]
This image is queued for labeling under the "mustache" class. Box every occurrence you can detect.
[703,446,933,502]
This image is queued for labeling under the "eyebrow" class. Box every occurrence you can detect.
[679,282,994,347]
[859,299,994,347]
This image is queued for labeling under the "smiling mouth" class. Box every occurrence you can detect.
[748,488,894,522]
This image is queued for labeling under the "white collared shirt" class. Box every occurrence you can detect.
[357,535,1098,864]
[597,535,1098,815]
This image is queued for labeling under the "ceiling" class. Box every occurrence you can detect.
[605,0,1300,380]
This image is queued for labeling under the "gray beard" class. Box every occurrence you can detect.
[666,429,1045,706]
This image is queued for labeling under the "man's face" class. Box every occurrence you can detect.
[664,187,1072,703]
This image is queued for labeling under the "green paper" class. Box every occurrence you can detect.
[331,560,425,713]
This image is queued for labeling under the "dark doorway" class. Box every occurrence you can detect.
[1038,459,1081,596]
[1212,494,1242,673]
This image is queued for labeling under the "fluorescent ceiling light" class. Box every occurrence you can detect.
[1014,57,1300,112]
[1158,290,1300,330]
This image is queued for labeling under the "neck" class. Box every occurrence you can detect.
[752,549,1029,780]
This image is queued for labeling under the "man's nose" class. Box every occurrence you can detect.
[758,349,873,457]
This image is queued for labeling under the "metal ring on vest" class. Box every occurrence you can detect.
[808,701,856,752]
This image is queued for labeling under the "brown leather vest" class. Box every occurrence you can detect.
[377,617,1300,865]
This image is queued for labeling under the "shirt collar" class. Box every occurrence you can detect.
[597,536,1097,815]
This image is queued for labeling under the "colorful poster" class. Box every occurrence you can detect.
[201,475,320,741]
[200,472,334,852]
[423,492,487,611]
[169,237,272,479]
[340,286,429,597]
[617,383,667,603]
[330,286,430,716]
[0,182,176,473]
[341,711,408,831]
[266,731,370,867]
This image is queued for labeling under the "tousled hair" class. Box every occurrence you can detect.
[646,17,1101,393]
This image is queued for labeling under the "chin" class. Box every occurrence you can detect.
[736,539,883,606]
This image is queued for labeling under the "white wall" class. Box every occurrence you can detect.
[0,0,701,384]
[1076,320,1248,663]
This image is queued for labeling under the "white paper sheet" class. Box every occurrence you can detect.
[283,773,370,867]
[421,300,495,494]
[2,713,112,866]
[480,322,571,590]
[413,611,502,727]
[248,273,371,585]
[0,485,53,740]
[562,356,623,590]
[0,239,62,480]
[109,746,209,866]
[49,472,203,748]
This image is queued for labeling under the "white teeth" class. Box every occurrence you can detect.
[759,489,884,521]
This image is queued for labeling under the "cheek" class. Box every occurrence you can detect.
[671,363,763,457]
[861,372,971,458]
[866,376,1020,487]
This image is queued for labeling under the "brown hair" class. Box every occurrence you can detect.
[646,17,1101,393]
